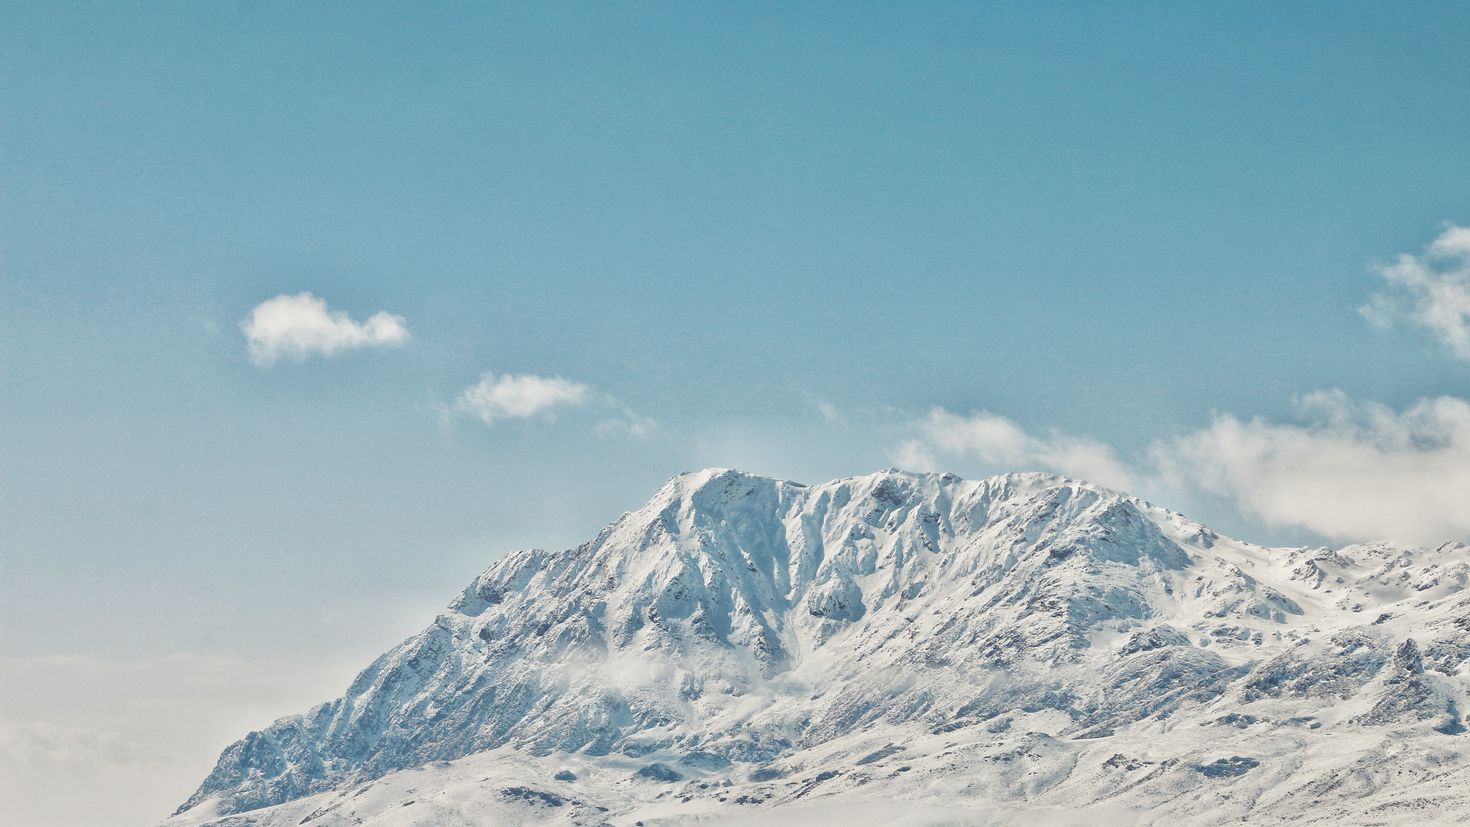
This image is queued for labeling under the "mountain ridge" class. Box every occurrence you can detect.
[167,468,1470,826]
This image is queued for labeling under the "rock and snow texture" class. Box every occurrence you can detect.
[167,470,1470,826]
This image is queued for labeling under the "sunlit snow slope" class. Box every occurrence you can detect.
[167,470,1470,826]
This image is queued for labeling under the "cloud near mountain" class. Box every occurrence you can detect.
[895,390,1470,546]
[1362,223,1470,361]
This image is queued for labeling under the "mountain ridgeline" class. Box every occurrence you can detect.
[171,470,1470,826]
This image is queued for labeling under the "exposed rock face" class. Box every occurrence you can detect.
[171,470,1470,826]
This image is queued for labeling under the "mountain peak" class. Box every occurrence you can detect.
[646,467,1133,525]
[168,470,1470,827]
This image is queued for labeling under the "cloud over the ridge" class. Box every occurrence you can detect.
[893,394,1470,546]
[1362,224,1470,361]
[242,292,410,366]
[1154,391,1470,545]
[454,372,654,436]
[891,407,1137,491]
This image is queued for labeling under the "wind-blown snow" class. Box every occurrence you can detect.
[167,470,1470,826]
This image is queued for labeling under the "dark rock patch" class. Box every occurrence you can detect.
[855,744,904,766]
[749,766,785,782]
[635,762,683,782]
[499,786,565,807]
[681,750,731,769]
[1196,756,1260,778]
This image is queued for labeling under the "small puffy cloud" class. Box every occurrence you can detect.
[893,407,1137,491]
[455,372,591,426]
[453,372,654,436]
[241,292,410,366]
[1361,224,1470,360]
[1153,390,1470,545]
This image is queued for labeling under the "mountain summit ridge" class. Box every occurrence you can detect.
[170,469,1470,826]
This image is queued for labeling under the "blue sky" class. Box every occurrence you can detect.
[3,4,1470,821]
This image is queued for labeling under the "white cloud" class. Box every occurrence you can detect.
[893,407,1137,491]
[453,372,654,436]
[455,372,591,426]
[893,393,1470,545]
[921,408,1031,466]
[1361,224,1470,361]
[1153,390,1470,545]
[241,292,410,366]
[890,439,939,473]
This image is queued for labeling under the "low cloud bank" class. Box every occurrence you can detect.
[893,391,1470,546]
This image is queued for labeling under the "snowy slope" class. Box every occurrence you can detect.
[166,469,1470,826]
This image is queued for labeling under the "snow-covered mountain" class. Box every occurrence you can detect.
[167,469,1470,826]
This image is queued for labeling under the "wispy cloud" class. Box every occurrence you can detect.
[893,393,1470,546]
[241,292,410,367]
[892,407,1136,491]
[814,400,843,424]
[595,399,658,438]
[1361,224,1470,361]
[453,372,654,436]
